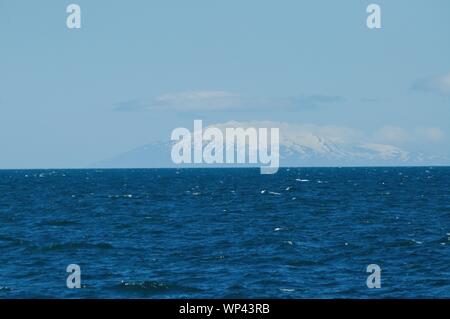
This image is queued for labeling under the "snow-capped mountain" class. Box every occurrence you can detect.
[91,121,447,168]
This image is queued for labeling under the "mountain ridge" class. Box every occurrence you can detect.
[91,121,449,168]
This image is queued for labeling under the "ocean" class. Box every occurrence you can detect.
[0,167,449,298]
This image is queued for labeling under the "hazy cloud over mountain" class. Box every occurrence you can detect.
[113,91,345,112]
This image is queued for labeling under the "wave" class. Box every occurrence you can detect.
[110,280,203,295]
[45,242,114,251]
[41,219,79,226]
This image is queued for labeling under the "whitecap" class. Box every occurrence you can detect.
[280,288,295,292]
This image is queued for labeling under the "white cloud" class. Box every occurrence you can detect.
[113,91,345,112]
[412,72,450,95]
[155,91,244,111]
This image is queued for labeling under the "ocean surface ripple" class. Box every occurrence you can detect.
[0,167,449,298]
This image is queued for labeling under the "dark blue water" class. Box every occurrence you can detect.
[1,167,450,298]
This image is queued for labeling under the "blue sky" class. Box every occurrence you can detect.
[1,0,449,168]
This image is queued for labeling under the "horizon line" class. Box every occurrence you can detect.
[1,165,449,171]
